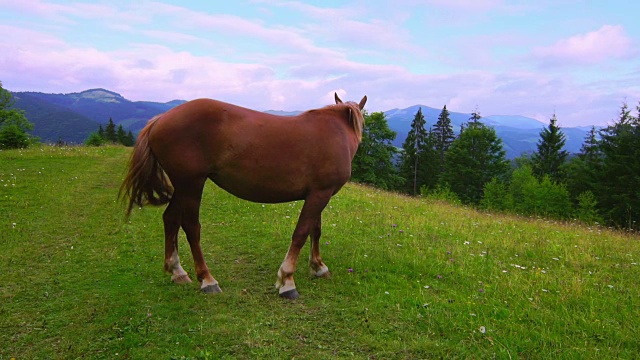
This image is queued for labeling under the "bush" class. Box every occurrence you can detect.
[575,191,602,225]
[481,178,512,211]
[421,184,461,205]
[85,132,105,146]
[0,124,30,149]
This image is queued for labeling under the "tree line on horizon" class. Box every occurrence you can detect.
[2,81,638,230]
[85,118,135,147]
[351,102,640,231]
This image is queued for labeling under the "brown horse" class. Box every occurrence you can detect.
[120,93,367,299]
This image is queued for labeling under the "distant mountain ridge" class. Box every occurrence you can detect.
[12,88,185,143]
[12,88,591,158]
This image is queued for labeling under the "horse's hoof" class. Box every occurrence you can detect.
[317,270,332,279]
[172,275,192,284]
[201,283,222,294]
[279,288,300,300]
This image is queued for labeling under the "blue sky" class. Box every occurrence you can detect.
[1,0,639,126]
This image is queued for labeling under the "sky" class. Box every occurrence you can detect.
[1,0,639,127]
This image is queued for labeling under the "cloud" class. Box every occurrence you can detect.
[531,25,634,67]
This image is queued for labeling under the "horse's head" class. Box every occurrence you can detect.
[334,93,367,142]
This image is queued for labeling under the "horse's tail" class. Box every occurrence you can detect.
[119,115,173,217]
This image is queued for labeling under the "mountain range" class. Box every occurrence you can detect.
[11,88,592,158]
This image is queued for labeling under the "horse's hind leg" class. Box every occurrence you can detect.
[309,214,330,278]
[175,179,221,294]
[276,190,333,299]
[163,199,192,284]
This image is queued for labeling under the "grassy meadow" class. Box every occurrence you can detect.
[1,145,639,359]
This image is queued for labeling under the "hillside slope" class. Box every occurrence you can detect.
[1,145,638,359]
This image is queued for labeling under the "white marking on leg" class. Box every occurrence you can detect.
[200,277,219,289]
[311,263,330,277]
[276,267,296,294]
[168,250,191,282]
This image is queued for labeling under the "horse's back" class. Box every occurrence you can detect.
[146,98,356,202]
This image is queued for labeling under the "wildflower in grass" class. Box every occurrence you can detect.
[385,291,389,295]
[479,326,486,334]
[399,230,404,233]
[348,268,353,273]
[437,275,442,279]
[392,224,397,227]
[479,288,484,293]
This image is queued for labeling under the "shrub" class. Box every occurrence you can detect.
[0,124,30,149]
[85,132,105,146]
[575,191,603,225]
[421,184,461,205]
[481,177,512,211]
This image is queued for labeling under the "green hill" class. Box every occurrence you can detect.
[1,145,638,358]
[11,89,185,143]
[12,92,100,143]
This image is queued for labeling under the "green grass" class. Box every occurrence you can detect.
[1,145,639,359]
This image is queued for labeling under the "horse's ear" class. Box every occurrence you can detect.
[335,92,343,104]
[358,95,367,110]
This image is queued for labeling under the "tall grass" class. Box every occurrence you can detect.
[1,145,638,359]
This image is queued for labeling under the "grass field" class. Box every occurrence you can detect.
[1,145,639,359]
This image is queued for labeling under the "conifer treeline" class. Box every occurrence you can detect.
[85,118,135,146]
[351,102,640,231]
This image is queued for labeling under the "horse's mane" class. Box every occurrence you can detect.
[309,102,364,142]
[344,102,364,142]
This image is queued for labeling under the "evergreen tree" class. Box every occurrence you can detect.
[105,118,117,143]
[564,126,601,201]
[351,111,403,190]
[595,101,640,229]
[98,124,105,139]
[116,124,127,145]
[531,114,568,182]
[432,105,455,174]
[124,131,135,147]
[399,108,438,194]
[442,119,509,204]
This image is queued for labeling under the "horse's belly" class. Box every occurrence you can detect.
[211,175,307,204]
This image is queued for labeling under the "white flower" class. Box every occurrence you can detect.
[479,326,486,334]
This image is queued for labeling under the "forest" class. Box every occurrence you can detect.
[351,103,640,231]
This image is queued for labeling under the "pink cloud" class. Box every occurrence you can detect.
[531,25,634,66]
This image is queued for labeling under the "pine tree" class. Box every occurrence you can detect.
[399,108,437,194]
[98,124,105,139]
[564,126,602,200]
[432,105,455,174]
[441,117,509,204]
[105,118,116,143]
[124,131,135,147]
[531,114,568,182]
[351,111,403,190]
[595,101,640,229]
[116,124,127,145]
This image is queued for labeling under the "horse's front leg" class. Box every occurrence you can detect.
[276,191,332,299]
[309,215,330,278]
